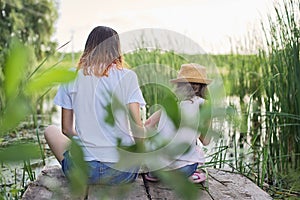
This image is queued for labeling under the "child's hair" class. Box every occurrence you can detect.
[77,26,123,77]
[175,82,208,100]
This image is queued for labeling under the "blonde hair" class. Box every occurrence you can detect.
[77,26,123,77]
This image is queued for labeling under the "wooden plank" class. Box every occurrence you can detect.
[22,165,84,200]
[22,184,53,200]
[87,178,147,200]
[22,165,272,200]
[207,169,272,200]
[147,181,212,200]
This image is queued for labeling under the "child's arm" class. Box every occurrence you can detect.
[144,110,162,128]
[198,118,211,146]
[61,108,77,138]
[128,102,145,149]
[199,135,211,146]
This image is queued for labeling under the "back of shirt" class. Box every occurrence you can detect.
[156,96,205,169]
[54,67,146,162]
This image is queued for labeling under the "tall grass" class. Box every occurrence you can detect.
[259,0,300,192]
[209,1,300,197]
[181,2,300,198]
[251,0,300,196]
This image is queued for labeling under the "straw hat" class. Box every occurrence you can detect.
[170,63,212,84]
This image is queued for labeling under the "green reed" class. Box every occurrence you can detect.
[211,0,300,197]
[35,126,46,166]
[259,0,300,183]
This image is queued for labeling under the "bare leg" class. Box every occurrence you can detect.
[44,125,70,162]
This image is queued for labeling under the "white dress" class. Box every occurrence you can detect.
[153,96,206,170]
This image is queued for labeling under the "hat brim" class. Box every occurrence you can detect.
[170,77,212,84]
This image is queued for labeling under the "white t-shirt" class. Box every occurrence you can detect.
[156,96,206,169]
[54,67,146,163]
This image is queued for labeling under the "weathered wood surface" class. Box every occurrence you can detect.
[22,165,272,200]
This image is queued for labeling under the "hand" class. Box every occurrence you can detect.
[144,118,152,127]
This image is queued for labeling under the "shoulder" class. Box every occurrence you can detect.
[110,67,136,75]
[59,79,76,93]
[193,96,205,105]
[113,68,138,81]
[180,96,205,107]
[120,68,137,76]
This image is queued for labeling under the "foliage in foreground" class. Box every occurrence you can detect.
[1,1,300,199]
[0,39,77,199]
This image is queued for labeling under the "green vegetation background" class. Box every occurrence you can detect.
[0,0,299,199]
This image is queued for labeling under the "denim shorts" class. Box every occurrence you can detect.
[61,151,139,185]
[148,163,198,179]
[176,163,198,177]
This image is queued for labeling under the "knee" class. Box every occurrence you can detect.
[44,125,59,139]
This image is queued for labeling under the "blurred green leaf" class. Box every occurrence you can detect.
[104,103,115,126]
[198,104,210,130]
[157,170,199,200]
[70,139,88,172]
[0,97,31,135]
[115,150,145,171]
[226,105,237,119]
[25,68,77,94]
[240,114,248,133]
[166,142,191,157]
[68,139,88,197]
[161,95,180,129]
[226,104,240,128]
[118,142,139,153]
[4,39,28,99]
[105,96,126,126]
[0,143,40,161]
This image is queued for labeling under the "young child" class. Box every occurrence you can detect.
[44,26,146,185]
[144,63,212,183]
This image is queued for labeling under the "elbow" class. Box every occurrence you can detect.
[62,127,73,136]
[202,139,210,146]
[62,128,69,136]
[199,136,211,146]
[62,128,67,135]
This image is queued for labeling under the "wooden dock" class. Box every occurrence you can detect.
[22,165,272,200]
